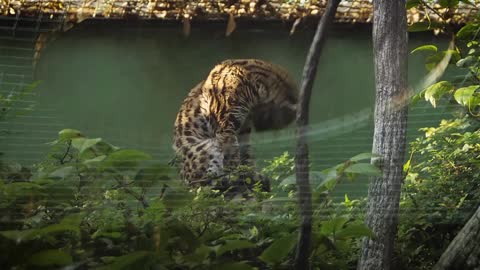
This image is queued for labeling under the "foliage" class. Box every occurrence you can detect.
[0,81,41,191]
[409,1,480,115]
[0,129,376,269]
[397,117,480,270]
[399,8,480,269]
[0,81,40,123]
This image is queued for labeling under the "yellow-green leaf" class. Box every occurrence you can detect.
[423,81,454,108]
[411,44,437,54]
[454,85,479,106]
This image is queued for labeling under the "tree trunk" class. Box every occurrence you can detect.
[357,1,408,270]
[433,204,480,270]
[294,0,340,269]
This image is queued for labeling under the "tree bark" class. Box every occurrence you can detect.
[357,1,408,270]
[433,204,480,270]
[294,0,340,269]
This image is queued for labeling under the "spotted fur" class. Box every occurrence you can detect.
[173,59,298,185]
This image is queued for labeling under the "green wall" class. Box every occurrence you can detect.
[1,22,451,198]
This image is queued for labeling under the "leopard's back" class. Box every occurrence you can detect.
[204,59,298,131]
[173,59,298,185]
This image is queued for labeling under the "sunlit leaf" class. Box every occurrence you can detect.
[58,129,84,141]
[411,44,437,54]
[423,81,454,107]
[403,159,411,173]
[454,85,479,106]
[71,137,102,154]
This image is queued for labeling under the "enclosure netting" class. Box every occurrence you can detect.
[0,0,478,187]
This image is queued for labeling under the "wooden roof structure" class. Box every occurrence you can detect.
[1,0,479,26]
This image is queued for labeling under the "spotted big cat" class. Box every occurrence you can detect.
[173,59,298,188]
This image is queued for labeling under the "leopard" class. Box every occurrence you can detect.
[172,59,298,188]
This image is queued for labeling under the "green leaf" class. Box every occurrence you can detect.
[28,249,72,267]
[320,217,349,235]
[215,262,255,270]
[350,152,379,162]
[0,214,82,242]
[454,85,479,106]
[406,0,421,9]
[335,223,374,240]
[423,81,454,107]
[425,50,460,71]
[408,21,442,32]
[103,150,151,170]
[162,181,193,209]
[456,56,476,68]
[457,23,480,40]
[83,155,107,168]
[0,229,35,242]
[49,166,74,179]
[310,171,326,186]
[315,176,337,192]
[439,0,459,8]
[71,137,102,154]
[279,172,324,187]
[468,95,480,109]
[259,232,297,265]
[280,174,296,186]
[135,164,173,187]
[58,129,84,141]
[92,230,123,239]
[344,163,381,176]
[411,45,437,54]
[97,251,155,270]
[403,159,411,173]
[216,240,256,256]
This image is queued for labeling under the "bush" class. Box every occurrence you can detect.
[0,129,374,269]
[396,117,480,270]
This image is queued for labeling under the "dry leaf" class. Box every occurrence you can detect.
[290,17,301,35]
[183,17,191,37]
[226,13,236,37]
[33,33,49,69]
